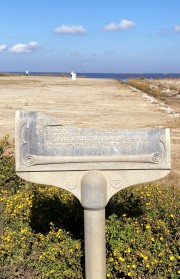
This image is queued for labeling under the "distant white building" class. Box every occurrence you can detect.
[71,71,76,80]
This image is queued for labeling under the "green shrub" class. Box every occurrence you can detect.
[28,225,83,278]
[0,136,23,194]
[0,136,83,279]
[106,184,180,278]
[0,136,179,278]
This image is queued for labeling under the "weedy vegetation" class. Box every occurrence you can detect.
[128,79,161,98]
[0,136,179,278]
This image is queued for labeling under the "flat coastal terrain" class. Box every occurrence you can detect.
[0,75,179,184]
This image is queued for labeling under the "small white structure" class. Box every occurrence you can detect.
[71,71,76,80]
[25,70,29,76]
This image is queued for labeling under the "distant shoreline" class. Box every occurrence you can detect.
[0,72,71,77]
[1,72,180,80]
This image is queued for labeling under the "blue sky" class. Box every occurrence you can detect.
[0,0,180,73]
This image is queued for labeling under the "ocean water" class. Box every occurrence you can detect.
[34,72,180,81]
[78,73,180,82]
[8,72,180,82]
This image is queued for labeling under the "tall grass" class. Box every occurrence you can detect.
[128,79,161,98]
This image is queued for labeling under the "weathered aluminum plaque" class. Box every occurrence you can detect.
[15,111,171,172]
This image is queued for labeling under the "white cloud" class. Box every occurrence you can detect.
[173,24,180,32]
[104,19,135,31]
[70,51,82,57]
[54,24,86,34]
[9,41,40,53]
[0,44,8,52]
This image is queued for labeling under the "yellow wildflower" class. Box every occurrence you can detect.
[132,264,136,269]
[113,250,117,256]
[119,256,125,262]
[127,247,131,253]
[169,255,175,261]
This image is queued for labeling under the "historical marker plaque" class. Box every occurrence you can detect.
[15,111,171,279]
[16,111,170,172]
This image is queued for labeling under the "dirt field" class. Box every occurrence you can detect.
[0,75,179,185]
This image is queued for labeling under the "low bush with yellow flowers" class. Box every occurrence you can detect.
[0,136,179,278]
[0,136,83,279]
[106,183,180,278]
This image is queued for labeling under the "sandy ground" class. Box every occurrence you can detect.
[0,75,179,184]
